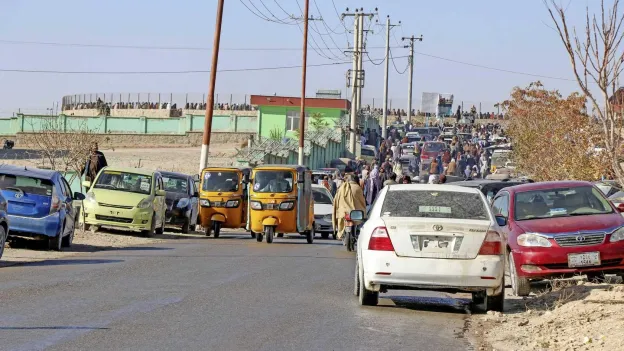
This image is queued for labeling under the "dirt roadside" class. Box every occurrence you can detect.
[470,278,624,351]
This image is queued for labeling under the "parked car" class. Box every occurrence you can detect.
[0,164,84,251]
[419,141,447,174]
[0,193,8,259]
[312,184,335,239]
[353,184,505,311]
[453,179,529,203]
[360,145,377,164]
[160,171,199,233]
[492,181,624,296]
[81,167,167,238]
[594,180,621,198]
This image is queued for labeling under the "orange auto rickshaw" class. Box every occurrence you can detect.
[249,165,315,244]
[198,167,251,238]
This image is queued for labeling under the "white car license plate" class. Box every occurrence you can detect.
[568,252,601,268]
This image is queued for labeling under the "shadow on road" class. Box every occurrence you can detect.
[0,326,109,330]
[7,237,172,254]
[382,295,471,315]
[4,258,124,267]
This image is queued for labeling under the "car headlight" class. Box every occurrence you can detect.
[200,199,211,207]
[177,198,190,208]
[517,233,552,247]
[225,200,240,208]
[279,201,295,211]
[610,227,624,243]
[250,201,262,210]
[137,197,153,209]
[85,192,97,205]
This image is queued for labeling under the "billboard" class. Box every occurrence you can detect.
[420,92,454,116]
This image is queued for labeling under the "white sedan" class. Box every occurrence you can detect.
[353,184,505,311]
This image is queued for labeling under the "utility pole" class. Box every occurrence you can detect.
[382,16,400,139]
[402,35,423,125]
[297,0,310,165]
[199,0,225,172]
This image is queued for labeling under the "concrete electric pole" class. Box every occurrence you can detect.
[297,0,310,166]
[199,0,225,172]
[402,35,423,125]
[382,16,400,139]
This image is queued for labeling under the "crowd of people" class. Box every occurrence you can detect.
[363,105,506,120]
[62,99,256,115]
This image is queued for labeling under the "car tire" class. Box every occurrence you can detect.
[358,265,379,306]
[509,252,531,296]
[82,223,91,232]
[250,231,256,239]
[0,224,7,260]
[354,254,360,296]
[256,232,264,242]
[485,285,505,312]
[49,225,63,251]
[321,232,329,239]
[142,216,156,238]
[62,225,75,248]
[265,226,274,243]
[181,218,191,234]
[213,222,221,238]
[471,291,485,305]
[306,225,315,244]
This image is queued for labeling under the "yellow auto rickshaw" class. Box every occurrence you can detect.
[249,165,315,244]
[198,167,252,238]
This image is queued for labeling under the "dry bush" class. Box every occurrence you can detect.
[504,81,611,181]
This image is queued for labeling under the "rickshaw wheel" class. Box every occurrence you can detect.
[205,224,212,237]
[306,225,315,244]
[256,232,264,242]
[213,222,221,238]
[265,226,274,244]
[250,231,256,239]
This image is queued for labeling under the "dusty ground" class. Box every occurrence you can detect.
[470,277,624,351]
[0,144,241,175]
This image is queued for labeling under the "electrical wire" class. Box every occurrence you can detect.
[0,55,408,75]
[365,51,385,66]
[239,0,299,25]
[257,0,301,25]
[389,48,409,74]
[293,0,342,61]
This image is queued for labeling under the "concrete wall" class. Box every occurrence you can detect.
[62,109,258,118]
[257,106,345,139]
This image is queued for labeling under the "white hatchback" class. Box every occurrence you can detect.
[353,184,505,311]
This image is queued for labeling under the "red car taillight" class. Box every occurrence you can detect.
[478,230,503,255]
[368,227,395,251]
[421,155,429,160]
[49,195,62,215]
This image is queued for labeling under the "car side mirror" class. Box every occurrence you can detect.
[350,210,364,222]
[616,203,624,213]
[82,180,91,188]
[156,189,166,196]
[73,192,86,201]
[495,215,507,227]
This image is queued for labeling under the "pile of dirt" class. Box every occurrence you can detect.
[472,280,624,350]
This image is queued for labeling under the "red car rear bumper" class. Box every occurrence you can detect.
[511,242,624,278]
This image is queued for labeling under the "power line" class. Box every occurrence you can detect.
[389,48,409,74]
[238,0,299,25]
[0,55,409,75]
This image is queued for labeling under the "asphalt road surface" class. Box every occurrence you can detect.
[0,232,474,351]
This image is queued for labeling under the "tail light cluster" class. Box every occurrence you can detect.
[49,195,62,214]
[368,227,395,252]
[478,230,503,255]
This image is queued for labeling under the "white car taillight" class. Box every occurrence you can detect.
[368,227,395,252]
[478,230,503,255]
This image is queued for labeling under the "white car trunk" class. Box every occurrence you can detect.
[381,217,491,259]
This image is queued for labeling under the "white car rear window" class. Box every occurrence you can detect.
[381,190,489,220]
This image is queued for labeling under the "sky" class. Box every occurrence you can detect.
[0,0,601,116]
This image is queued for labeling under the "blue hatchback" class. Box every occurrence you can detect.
[0,165,85,251]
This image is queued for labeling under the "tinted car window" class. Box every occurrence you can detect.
[203,171,239,192]
[0,174,54,196]
[312,188,332,204]
[381,190,489,220]
[361,148,376,157]
[163,176,189,194]
[253,171,293,193]
[423,143,445,153]
[514,186,613,221]
[94,171,152,195]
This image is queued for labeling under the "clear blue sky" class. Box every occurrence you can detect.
[0,0,597,116]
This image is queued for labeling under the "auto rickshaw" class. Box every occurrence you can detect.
[249,165,315,244]
[198,167,251,238]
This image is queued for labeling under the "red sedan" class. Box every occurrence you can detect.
[491,181,624,296]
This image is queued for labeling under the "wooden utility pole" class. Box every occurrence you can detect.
[298,0,310,165]
[199,0,225,172]
[382,16,400,139]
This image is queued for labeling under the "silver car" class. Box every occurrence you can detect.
[312,184,335,239]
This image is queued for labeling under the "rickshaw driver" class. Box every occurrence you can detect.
[258,172,291,193]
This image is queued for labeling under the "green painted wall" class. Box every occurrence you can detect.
[257,106,345,139]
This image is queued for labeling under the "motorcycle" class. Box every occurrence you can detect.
[2,140,14,150]
[342,212,359,252]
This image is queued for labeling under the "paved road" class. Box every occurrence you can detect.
[0,232,473,351]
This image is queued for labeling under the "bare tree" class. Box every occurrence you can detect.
[546,0,624,182]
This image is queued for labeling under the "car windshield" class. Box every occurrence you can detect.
[514,186,614,221]
[491,152,511,167]
[424,143,445,152]
[313,188,333,204]
[381,190,489,220]
[94,171,152,195]
[202,171,239,192]
[361,148,375,157]
[0,173,54,196]
[253,171,293,193]
[413,128,429,134]
[162,176,188,194]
